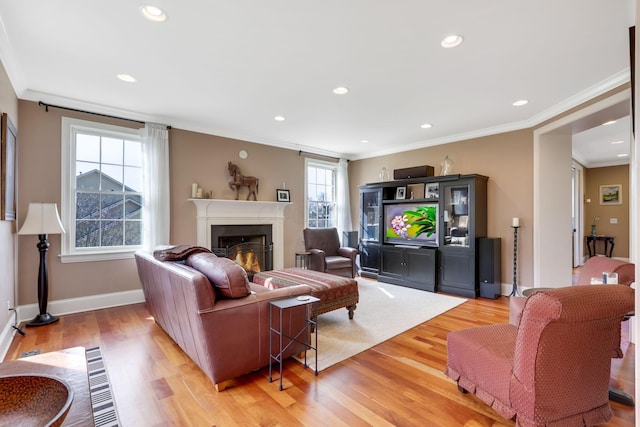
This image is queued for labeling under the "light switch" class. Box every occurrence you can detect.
[586,198,591,203]
[610,218,618,224]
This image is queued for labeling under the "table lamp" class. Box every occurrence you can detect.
[18,202,65,326]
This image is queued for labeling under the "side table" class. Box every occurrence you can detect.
[295,251,311,269]
[269,295,319,391]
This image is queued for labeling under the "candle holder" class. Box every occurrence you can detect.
[510,225,520,296]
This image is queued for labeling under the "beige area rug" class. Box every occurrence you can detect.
[295,279,466,372]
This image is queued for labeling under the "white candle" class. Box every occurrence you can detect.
[196,188,203,198]
[191,183,198,198]
[512,217,520,227]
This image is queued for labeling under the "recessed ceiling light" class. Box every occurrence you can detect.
[333,86,349,95]
[360,139,369,144]
[140,5,167,22]
[611,140,624,145]
[274,115,285,122]
[420,123,433,129]
[512,99,528,107]
[441,35,463,48]
[602,120,616,126]
[617,153,629,157]
[117,74,136,83]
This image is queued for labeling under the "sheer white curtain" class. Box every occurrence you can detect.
[141,123,170,250]
[336,158,352,238]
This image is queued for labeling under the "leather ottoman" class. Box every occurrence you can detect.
[253,268,359,320]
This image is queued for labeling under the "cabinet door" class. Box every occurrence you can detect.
[438,249,476,297]
[406,248,436,292]
[361,189,381,243]
[441,183,471,248]
[360,242,381,273]
[380,246,405,278]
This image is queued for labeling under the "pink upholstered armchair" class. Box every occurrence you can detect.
[446,285,634,427]
[303,228,358,278]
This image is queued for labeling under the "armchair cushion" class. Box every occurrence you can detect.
[186,252,251,299]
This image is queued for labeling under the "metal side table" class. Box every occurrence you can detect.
[269,295,319,391]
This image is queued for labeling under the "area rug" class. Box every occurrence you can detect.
[86,346,121,427]
[296,279,466,372]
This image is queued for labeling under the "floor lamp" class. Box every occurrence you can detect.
[18,202,65,327]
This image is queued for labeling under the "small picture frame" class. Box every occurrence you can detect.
[276,189,290,202]
[599,184,622,205]
[425,183,439,200]
[395,186,406,200]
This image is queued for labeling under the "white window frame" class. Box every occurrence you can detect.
[60,117,143,263]
[304,157,338,229]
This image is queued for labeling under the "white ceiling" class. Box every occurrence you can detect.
[0,1,634,163]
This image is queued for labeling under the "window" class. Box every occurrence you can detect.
[305,158,337,228]
[61,117,143,262]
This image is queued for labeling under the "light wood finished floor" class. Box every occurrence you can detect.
[4,282,635,426]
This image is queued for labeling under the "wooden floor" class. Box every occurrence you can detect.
[4,283,636,427]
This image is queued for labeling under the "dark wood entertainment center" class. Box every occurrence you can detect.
[359,173,488,298]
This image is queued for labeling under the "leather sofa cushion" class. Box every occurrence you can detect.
[186,252,251,299]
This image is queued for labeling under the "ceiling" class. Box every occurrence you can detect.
[0,1,634,163]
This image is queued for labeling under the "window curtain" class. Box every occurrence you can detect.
[336,158,352,237]
[141,123,170,250]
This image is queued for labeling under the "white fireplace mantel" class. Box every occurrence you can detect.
[190,199,291,270]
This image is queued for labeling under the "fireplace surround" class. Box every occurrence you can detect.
[190,199,290,270]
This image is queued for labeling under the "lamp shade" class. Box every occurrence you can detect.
[18,203,66,235]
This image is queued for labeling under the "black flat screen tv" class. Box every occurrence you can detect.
[383,202,438,246]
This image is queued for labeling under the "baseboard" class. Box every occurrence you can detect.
[0,289,145,361]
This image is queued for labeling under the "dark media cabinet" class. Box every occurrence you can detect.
[359,174,489,298]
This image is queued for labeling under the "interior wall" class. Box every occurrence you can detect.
[534,133,574,287]
[16,100,141,305]
[169,128,308,267]
[583,165,630,258]
[349,129,535,289]
[0,58,18,335]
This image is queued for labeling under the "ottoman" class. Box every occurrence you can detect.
[253,268,358,320]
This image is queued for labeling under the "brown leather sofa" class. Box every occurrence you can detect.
[135,249,312,391]
[303,227,358,278]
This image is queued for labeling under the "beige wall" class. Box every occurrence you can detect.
[584,165,630,258]
[16,101,141,305]
[0,59,18,333]
[349,129,534,287]
[169,128,309,264]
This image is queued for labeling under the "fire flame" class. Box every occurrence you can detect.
[234,248,262,274]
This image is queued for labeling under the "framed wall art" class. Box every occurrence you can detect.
[1,113,17,221]
[599,184,622,205]
[276,189,290,202]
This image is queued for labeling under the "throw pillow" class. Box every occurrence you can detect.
[186,252,251,299]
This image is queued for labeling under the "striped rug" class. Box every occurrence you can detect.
[86,346,121,427]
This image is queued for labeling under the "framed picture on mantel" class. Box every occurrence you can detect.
[276,189,290,202]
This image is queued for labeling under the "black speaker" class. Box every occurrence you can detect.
[478,238,501,299]
[393,165,434,180]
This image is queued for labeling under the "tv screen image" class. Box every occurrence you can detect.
[384,203,438,246]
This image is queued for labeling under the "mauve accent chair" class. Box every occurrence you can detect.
[445,285,634,427]
[303,228,358,278]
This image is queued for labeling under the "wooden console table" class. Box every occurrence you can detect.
[586,235,615,258]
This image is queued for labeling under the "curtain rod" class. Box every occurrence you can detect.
[38,101,172,129]
[298,150,347,162]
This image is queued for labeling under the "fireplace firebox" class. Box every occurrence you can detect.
[211,225,273,278]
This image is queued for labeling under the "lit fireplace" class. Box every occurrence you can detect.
[211,224,273,278]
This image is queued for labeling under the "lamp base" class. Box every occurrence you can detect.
[25,313,59,327]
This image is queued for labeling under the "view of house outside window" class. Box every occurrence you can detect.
[305,158,336,228]
[62,118,144,261]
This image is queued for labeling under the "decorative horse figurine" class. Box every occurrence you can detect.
[228,161,259,201]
